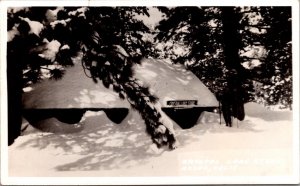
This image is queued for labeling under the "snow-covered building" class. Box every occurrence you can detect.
[22,58,219,130]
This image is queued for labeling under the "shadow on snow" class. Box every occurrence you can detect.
[15,106,281,173]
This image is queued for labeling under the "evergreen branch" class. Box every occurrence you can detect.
[40,66,53,71]
[238,10,261,14]
[82,47,178,150]
[120,80,177,149]
[240,56,266,62]
[244,25,271,29]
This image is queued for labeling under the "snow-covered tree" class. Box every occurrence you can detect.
[252,7,292,109]
[7,7,177,149]
[155,6,292,109]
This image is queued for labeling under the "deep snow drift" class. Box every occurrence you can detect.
[7,57,297,183]
[8,102,295,182]
[22,58,218,109]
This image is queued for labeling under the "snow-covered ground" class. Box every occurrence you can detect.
[7,102,297,184]
[4,59,298,184]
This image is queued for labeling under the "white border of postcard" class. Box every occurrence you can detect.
[1,0,299,185]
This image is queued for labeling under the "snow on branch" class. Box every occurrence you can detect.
[19,16,44,36]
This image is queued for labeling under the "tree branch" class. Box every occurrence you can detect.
[244,24,270,29]
[238,10,261,14]
[241,56,266,62]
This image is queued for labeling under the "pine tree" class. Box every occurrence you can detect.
[155,6,292,109]
[7,7,177,149]
[78,7,177,148]
[254,7,292,108]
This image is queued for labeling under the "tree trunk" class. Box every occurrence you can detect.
[220,7,246,125]
[7,53,23,145]
[221,7,243,72]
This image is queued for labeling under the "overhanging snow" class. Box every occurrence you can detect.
[134,58,219,108]
[22,61,129,109]
[23,58,218,109]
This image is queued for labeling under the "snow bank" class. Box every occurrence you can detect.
[245,102,292,122]
[8,102,295,181]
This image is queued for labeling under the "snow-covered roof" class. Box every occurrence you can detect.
[23,58,218,109]
[134,58,219,107]
[22,60,129,109]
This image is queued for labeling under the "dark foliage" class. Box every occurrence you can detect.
[155,6,292,108]
[7,7,177,149]
[77,7,177,149]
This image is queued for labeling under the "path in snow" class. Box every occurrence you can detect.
[8,102,293,178]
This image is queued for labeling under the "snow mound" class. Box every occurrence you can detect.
[9,102,294,179]
[245,102,292,122]
[22,117,85,134]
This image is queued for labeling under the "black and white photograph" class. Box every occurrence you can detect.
[1,0,299,185]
